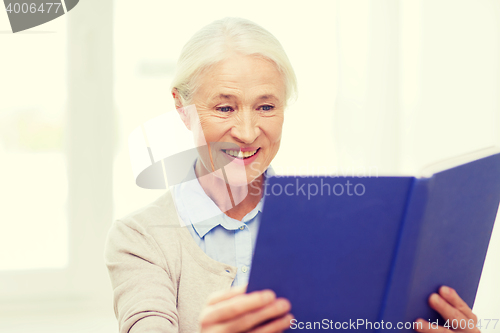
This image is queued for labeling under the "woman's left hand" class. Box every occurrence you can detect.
[414,286,480,333]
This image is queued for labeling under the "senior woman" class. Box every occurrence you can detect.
[105,17,481,333]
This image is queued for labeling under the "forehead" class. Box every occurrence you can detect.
[196,54,286,102]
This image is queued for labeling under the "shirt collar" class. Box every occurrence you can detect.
[174,160,274,238]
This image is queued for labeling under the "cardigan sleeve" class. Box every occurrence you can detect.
[104,219,179,333]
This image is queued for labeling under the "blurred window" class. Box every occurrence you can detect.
[0,19,68,271]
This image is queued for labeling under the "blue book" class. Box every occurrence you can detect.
[247,149,500,332]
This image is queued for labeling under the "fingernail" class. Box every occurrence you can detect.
[278,299,290,311]
[263,290,275,302]
[431,293,440,304]
[441,286,450,295]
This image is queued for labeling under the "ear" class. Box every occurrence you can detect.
[172,88,191,130]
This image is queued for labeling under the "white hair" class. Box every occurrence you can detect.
[170,17,298,106]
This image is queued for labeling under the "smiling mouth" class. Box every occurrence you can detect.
[221,148,261,159]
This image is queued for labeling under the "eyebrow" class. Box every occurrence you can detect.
[215,94,235,100]
[210,94,279,102]
[256,94,279,101]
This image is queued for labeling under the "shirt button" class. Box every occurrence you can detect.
[241,265,249,273]
[239,226,245,230]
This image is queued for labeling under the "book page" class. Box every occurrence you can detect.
[419,146,500,178]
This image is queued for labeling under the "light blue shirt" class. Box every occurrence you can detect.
[172,160,274,286]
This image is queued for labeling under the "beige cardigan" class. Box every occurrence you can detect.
[104,190,237,333]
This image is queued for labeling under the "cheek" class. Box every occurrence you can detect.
[263,118,284,145]
[196,112,222,142]
[195,105,234,136]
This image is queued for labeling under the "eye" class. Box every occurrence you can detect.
[216,106,234,113]
[259,105,274,111]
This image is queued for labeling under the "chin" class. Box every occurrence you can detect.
[221,161,257,187]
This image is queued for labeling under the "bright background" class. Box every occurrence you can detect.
[0,0,499,332]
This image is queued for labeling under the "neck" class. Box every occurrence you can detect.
[195,159,264,221]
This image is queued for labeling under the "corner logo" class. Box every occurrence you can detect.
[3,0,79,33]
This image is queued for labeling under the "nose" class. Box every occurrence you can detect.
[230,111,260,144]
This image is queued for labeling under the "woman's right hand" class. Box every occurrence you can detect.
[199,284,294,333]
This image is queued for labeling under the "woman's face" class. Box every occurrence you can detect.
[187,53,286,186]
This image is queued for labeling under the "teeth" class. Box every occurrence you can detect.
[224,149,258,159]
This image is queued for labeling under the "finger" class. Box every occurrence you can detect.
[414,319,452,333]
[206,284,248,306]
[201,290,276,325]
[438,286,477,321]
[248,314,294,333]
[224,298,292,333]
[428,293,468,323]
